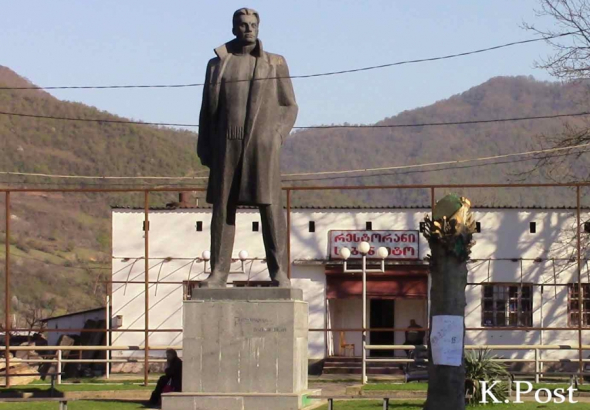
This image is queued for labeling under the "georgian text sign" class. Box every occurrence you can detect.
[329,230,420,260]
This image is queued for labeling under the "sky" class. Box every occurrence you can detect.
[1,0,562,129]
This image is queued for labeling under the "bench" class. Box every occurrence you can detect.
[308,395,399,410]
[0,397,75,409]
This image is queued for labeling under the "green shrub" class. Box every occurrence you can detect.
[465,349,509,405]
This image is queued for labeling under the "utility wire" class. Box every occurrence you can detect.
[0,109,589,129]
[284,148,590,182]
[1,146,587,187]
[0,32,578,91]
[282,142,590,178]
[1,142,589,182]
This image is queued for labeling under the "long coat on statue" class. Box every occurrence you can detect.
[197,39,298,206]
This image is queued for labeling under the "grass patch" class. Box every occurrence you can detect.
[0,384,152,393]
[362,383,427,391]
[361,381,590,392]
[314,400,590,409]
[532,382,590,392]
[315,401,423,410]
[0,401,146,409]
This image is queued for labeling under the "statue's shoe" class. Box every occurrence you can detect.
[199,275,227,288]
[272,273,291,288]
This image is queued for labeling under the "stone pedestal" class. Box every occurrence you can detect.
[162,288,316,410]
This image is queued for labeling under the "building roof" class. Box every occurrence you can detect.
[111,205,590,211]
[40,306,105,322]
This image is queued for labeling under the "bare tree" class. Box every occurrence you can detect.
[524,0,590,80]
[519,1,590,180]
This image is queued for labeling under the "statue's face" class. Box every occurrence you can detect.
[233,14,259,45]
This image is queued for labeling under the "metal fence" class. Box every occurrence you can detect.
[1,182,589,387]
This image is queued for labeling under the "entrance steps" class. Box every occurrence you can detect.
[322,356,405,375]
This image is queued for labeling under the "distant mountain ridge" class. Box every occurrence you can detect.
[282,76,590,207]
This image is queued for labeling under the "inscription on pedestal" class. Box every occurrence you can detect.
[182,295,308,395]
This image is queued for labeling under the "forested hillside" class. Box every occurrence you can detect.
[0,67,588,323]
[282,76,590,207]
[0,66,205,326]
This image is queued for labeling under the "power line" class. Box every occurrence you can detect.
[284,148,590,182]
[2,143,589,183]
[0,109,589,129]
[282,143,590,178]
[1,147,587,188]
[0,32,577,91]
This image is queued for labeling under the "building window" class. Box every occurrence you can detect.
[309,221,315,233]
[196,221,203,231]
[183,281,201,300]
[529,222,536,233]
[482,284,533,327]
[366,221,373,231]
[233,281,274,288]
[568,284,590,327]
[252,221,259,232]
[476,222,481,233]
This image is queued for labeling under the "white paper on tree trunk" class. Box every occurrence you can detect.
[430,315,464,366]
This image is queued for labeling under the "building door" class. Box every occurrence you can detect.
[369,299,395,357]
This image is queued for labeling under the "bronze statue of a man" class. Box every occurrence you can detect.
[197,8,298,288]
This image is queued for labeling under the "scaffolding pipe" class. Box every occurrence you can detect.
[105,294,110,380]
[4,192,10,388]
[144,190,150,386]
[577,186,584,383]
[362,254,367,385]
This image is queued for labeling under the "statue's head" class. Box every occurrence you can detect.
[232,8,260,45]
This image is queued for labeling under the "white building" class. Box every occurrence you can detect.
[110,204,589,368]
[41,307,106,346]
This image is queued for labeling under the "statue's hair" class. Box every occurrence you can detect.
[232,8,260,27]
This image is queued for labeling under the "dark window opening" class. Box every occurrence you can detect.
[252,221,259,232]
[366,222,373,231]
[196,221,203,232]
[568,284,590,327]
[481,283,533,327]
[476,222,481,233]
[529,222,536,234]
[309,221,315,233]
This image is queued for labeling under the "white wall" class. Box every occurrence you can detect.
[111,207,589,362]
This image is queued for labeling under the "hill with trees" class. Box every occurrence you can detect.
[282,75,590,207]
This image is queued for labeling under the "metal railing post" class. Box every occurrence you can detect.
[362,254,367,385]
[534,348,539,384]
[577,186,584,384]
[4,191,10,388]
[144,190,150,386]
[105,294,110,380]
[287,189,291,279]
[57,350,62,385]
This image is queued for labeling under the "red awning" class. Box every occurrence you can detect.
[325,265,428,299]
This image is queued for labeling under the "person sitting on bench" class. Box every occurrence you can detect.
[404,319,425,357]
[149,349,182,406]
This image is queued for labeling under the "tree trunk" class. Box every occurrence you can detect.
[423,242,468,410]
[422,195,475,410]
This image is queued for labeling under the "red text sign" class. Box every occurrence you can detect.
[329,230,420,259]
